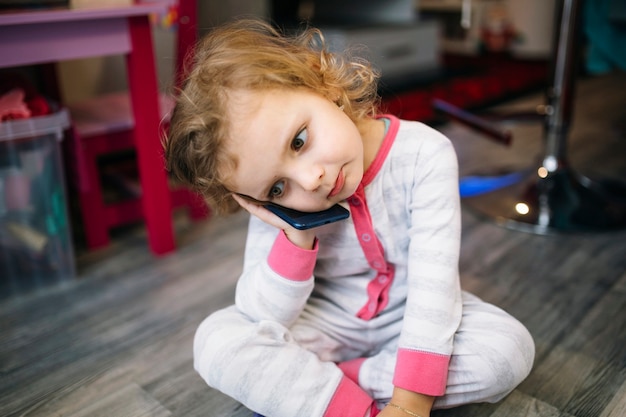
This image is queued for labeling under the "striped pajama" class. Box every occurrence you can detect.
[193,117,535,416]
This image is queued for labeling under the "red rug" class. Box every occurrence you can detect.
[381,53,549,122]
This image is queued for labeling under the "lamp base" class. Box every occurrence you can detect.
[462,167,626,234]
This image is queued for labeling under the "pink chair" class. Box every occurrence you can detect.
[65,0,209,250]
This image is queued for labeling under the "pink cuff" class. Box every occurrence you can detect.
[267,230,318,281]
[323,375,373,417]
[338,357,367,384]
[393,348,450,396]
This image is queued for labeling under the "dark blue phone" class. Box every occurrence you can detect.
[265,203,350,230]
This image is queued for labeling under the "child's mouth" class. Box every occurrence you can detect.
[328,170,345,198]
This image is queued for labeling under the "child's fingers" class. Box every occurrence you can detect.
[231,193,255,211]
[231,194,290,229]
[231,193,317,249]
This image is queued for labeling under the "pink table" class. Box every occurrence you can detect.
[0,4,176,255]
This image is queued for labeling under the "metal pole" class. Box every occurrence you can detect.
[543,0,582,173]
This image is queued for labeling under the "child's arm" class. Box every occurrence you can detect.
[231,194,319,327]
[392,125,463,402]
[379,387,435,417]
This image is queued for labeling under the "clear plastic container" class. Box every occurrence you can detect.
[0,109,75,299]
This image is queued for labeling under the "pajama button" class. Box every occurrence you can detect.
[361,233,371,242]
[378,276,388,284]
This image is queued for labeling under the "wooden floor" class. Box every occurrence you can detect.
[1,71,625,417]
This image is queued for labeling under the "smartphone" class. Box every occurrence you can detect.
[265,203,350,230]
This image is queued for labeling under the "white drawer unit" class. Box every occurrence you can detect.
[321,20,441,86]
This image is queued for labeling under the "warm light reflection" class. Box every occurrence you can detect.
[515,203,530,215]
[537,167,548,178]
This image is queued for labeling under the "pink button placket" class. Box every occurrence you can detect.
[348,184,395,320]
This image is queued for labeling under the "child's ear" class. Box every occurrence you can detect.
[327,87,342,104]
[332,95,345,111]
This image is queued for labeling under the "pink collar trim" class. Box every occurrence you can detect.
[361,114,399,187]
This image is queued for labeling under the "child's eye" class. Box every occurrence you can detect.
[291,128,308,151]
[269,181,285,198]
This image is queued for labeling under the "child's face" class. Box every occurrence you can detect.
[225,88,364,212]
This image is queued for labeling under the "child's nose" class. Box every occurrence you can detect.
[297,164,324,192]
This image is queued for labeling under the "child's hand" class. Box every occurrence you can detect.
[377,405,429,417]
[232,194,317,249]
[377,388,434,417]
[232,193,287,228]
[376,406,417,417]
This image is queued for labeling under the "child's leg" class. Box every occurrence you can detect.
[193,305,376,417]
[355,292,534,409]
[434,291,535,408]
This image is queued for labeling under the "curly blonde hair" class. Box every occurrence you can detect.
[164,18,380,214]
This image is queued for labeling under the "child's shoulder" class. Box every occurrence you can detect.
[392,118,454,153]
[396,118,449,140]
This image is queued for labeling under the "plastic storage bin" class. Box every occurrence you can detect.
[0,109,75,299]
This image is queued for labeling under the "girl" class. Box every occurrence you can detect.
[164,19,535,417]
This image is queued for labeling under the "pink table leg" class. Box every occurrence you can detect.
[126,14,175,255]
